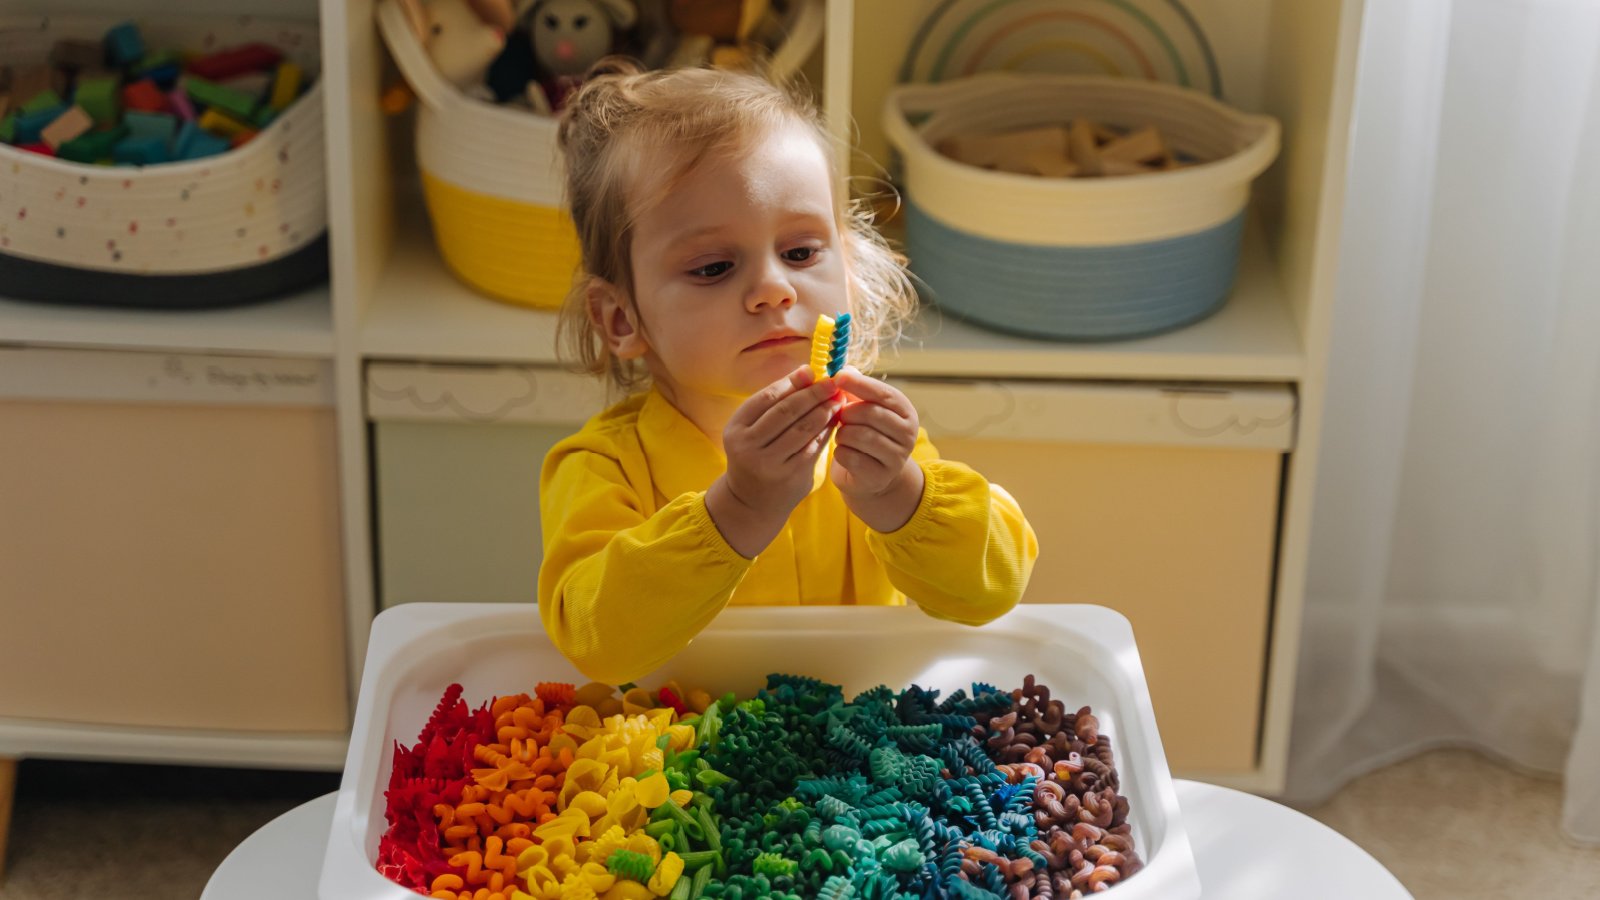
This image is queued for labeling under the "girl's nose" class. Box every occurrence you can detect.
[745,258,796,312]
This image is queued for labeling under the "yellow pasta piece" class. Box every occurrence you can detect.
[648,852,685,897]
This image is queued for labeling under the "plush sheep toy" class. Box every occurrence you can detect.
[521,0,638,112]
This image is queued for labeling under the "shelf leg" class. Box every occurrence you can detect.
[0,757,14,885]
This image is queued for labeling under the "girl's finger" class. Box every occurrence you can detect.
[750,378,840,447]
[730,366,815,431]
[772,399,841,460]
[836,405,916,456]
[831,368,912,418]
[831,445,885,477]
[835,423,902,467]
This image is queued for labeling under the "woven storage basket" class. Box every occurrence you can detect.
[0,14,326,309]
[376,0,824,310]
[885,74,1278,341]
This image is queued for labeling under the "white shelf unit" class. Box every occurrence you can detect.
[0,285,335,357]
[0,0,1365,794]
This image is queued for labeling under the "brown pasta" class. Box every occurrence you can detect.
[974,675,1144,897]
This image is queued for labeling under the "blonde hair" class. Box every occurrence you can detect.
[555,58,916,394]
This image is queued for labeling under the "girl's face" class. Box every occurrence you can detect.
[618,122,850,408]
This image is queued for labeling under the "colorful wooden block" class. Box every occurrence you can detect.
[1067,119,1104,176]
[122,79,168,113]
[17,142,56,157]
[136,50,182,73]
[198,107,250,138]
[1023,146,1079,178]
[269,62,302,111]
[21,89,64,115]
[252,105,278,129]
[168,89,196,121]
[229,128,258,148]
[174,120,230,160]
[939,126,1067,171]
[40,106,93,149]
[0,112,16,144]
[112,135,170,164]
[57,126,125,162]
[135,51,184,89]
[1101,126,1169,165]
[104,21,146,67]
[123,110,177,144]
[222,71,274,101]
[74,76,120,124]
[183,76,257,120]
[58,125,127,163]
[14,105,67,144]
[187,43,283,81]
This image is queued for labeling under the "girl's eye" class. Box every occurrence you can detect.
[690,261,732,278]
[784,246,818,263]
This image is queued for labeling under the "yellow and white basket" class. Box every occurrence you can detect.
[376,0,823,309]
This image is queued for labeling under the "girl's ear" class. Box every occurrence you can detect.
[587,278,649,360]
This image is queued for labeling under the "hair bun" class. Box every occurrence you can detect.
[585,55,646,81]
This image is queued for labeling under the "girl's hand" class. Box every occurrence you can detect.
[829,367,925,533]
[707,366,841,557]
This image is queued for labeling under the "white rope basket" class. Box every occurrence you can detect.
[0,14,324,277]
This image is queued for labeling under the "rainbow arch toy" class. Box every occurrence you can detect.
[899,0,1222,98]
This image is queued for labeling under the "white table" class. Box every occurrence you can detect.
[202,781,1411,899]
[1177,781,1411,898]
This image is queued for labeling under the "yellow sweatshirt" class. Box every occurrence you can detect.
[537,388,1039,684]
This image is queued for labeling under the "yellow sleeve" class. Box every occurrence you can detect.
[865,431,1038,625]
[538,444,752,685]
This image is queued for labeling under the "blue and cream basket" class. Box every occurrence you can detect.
[884,74,1279,341]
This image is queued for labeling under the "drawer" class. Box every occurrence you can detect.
[366,362,604,609]
[897,378,1296,774]
[0,348,348,733]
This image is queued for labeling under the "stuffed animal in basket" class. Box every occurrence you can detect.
[665,0,771,70]
[518,0,638,112]
[383,0,515,111]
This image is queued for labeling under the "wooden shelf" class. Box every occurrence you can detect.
[362,205,1302,381]
[0,285,335,358]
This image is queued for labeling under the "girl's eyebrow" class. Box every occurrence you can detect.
[667,209,833,250]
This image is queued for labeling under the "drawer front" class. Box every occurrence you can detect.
[900,378,1295,774]
[0,349,347,733]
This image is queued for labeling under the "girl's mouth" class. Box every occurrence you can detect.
[744,335,807,352]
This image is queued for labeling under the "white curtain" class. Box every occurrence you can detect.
[1283,0,1600,842]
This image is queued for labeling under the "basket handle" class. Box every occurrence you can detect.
[883,74,1024,154]
[766,0,824,83]
[376,0,457,110]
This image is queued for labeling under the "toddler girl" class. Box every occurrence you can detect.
[539,59,1038,684]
